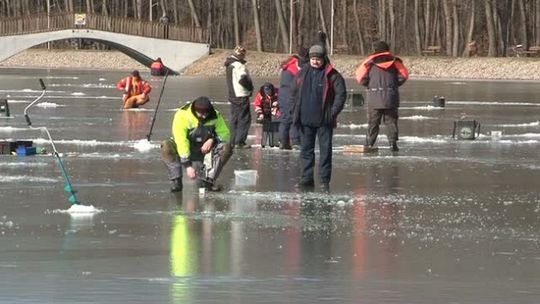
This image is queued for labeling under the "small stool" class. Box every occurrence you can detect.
[261,121,280,147]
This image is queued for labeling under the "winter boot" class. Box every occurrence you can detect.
[170,178,183,192]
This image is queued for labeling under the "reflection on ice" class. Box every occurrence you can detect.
[35,102,64,108]
[133,139,155,152]
[0,175,58,183]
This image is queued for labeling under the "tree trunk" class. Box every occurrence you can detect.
[378,0,386,42]
[424,0,431,47]
[172,0,178,23]
[353,0,365,54]
[462,1,475,56]
[340,0,347,49]
[442,0,452,55]
[275,0,289,52]
[485,0,497,56]
[316,0,329,50]
[136,0,142,19]
[297,0,305,48]
[187,0,202,28]
[233,0,240,45]
[536,0,540,45]
[389,0,396,49]
[517,0,528,48]
[252,0,263,51]
[86,0,93,13]
[414,0,422,54]
[451,0,459,56]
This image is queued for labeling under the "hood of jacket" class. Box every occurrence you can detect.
[224,55,246,67]
[366,52,399,70]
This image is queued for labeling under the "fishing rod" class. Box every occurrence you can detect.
[23,79,46,126]
[146,69,170,141]
[24,79,80,205]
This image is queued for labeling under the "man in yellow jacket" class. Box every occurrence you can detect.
[161,97,232,192]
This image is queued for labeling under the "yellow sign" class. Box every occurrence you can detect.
[74,13,86,26]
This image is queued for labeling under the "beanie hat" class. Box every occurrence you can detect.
[192,96,212,113]
[373,41,390,53]
[131,70,140,78]
[233,45,247,57]
[308,44,325,58]
[263,82,273,95]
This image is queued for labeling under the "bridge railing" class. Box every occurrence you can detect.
[0,13,207,43]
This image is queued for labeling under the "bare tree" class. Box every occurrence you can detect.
[414,0,422,54]
[451,0,459,56]
[485,0,497,56]
[233,0,240,45]
[353,0,366,54]
[275,0,289,52]
[187,0,202,28]
[462,1,475,56]
[252,0,263,51]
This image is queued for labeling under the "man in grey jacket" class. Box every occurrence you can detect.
[224,46,254,149]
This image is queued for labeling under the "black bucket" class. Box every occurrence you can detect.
[0,99,9,116]
[347,92,364,107]
[432,96,445,108]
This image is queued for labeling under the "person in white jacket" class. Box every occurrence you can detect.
[224,46,254,149]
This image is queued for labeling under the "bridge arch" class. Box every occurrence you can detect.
[0,13,209,74]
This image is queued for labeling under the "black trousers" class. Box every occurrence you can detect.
[278,104,300,146]
[299,125,333,184]
[366,108,399,146]
[229,98,251,145]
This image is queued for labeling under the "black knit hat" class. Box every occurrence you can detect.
[373,41,390,53]
[192,96,212,113]
[131,70,140,78]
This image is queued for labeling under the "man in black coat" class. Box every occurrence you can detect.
[292,44,347,192]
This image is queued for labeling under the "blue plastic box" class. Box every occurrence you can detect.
[16,146,36,156]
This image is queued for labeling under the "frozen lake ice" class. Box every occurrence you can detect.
[0,69,539,303]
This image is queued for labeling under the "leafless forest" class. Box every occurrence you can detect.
[1,0,540,57]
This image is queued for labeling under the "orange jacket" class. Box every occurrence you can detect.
[151,61,164,70]
[116,76,152,99]
[355,52,409,85]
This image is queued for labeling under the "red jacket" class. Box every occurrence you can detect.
[253,88,281,120]
[116,76,152,99]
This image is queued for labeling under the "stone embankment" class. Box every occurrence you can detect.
[2,48,540,81]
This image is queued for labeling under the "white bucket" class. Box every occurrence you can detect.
[491,130,502,140]
[234,170,258,186]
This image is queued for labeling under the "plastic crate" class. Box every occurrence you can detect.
[0,141,17,155]
[16,146,36,156]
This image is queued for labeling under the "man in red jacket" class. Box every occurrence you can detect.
[355,41,409,152]
[116,70,152,109]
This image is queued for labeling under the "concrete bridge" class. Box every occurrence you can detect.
[0,13,210,75]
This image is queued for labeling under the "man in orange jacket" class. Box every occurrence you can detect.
[355,41,409,151]
[116,70,152,109]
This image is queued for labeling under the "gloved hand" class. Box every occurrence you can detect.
[256,114,264,124]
